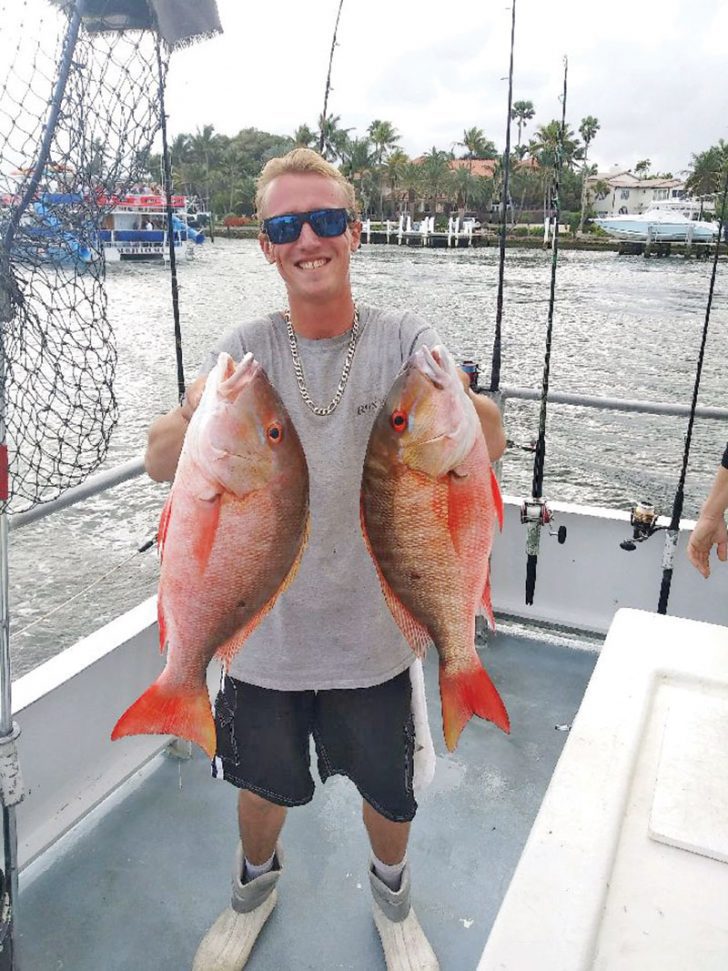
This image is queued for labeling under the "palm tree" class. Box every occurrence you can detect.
[685,141,728,216]
[293,124,317,148]
[578,115,600,234]
[367,120,400,166]
[419,147,454,220]
[634,158,651,178]
[339,136,376,212]
[400,161,422,219]
[511,100,535,148]
[188,125,221,209]
[384,148,410,216]
[458,127,497,161]
[528,120,582,219]
[451,166,479,219]
[317,113,351,162]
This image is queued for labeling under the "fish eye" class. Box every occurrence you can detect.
[390,410,407,433]
[267,421,284,444]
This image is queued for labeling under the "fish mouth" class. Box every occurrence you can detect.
[218,352,262,400]
[407,344,459,390]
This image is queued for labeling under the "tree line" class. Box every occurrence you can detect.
[144,109,728,230]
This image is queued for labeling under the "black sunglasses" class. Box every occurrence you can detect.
[262,207,352,245]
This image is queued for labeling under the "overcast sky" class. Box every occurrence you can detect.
[164,0,728,178]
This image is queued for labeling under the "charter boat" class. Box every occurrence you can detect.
[96,192,205,262]
[11,383,728,970]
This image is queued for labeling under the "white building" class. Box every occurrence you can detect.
[586,170,695,217]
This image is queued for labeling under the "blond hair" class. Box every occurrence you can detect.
[255,148,356,219]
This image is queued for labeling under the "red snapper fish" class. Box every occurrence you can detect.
[360,344,509,751]
[112,352,310,757]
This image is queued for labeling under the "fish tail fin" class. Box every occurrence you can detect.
[439,659,510,751]
[111,674,216,758]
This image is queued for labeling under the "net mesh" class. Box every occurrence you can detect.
[0,0,167,512]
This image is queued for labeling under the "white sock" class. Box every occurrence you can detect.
[371,853,406,892]
[243,850,276,883]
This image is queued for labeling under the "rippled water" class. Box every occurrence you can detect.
[9,239,727,676]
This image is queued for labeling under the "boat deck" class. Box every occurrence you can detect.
[17,630,598,971]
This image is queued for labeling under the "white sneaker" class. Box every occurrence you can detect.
[370,864,440,971]
[192,843,282,971]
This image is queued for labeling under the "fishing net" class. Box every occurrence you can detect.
[0,0,167,513]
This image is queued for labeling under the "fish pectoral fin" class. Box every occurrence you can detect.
[191,493,222,571]
[439,659,510,752]
[111,672,216,758]
[450,465,469,479]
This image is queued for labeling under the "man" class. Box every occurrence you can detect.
[687,443,728,577]
[145,148,506,971]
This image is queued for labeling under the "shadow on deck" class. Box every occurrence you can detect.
[18,630,597,970]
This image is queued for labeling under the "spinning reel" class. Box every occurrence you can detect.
[520,498,567,544]
[620,501,665,551]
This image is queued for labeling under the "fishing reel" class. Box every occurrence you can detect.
[620,501,665,551]
[520,498,567,544]
[460,359,480,391]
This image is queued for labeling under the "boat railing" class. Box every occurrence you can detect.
[9,389,728,532]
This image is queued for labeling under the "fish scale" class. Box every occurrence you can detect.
[361,344,509,750]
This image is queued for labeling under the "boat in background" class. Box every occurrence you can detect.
[95,192,205,262]
[594,204,718,243]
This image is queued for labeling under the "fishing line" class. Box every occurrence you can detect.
[657,164,728,614]
[154,33,185,405]
[489,0,517,393]
[13,538,156,640]
[524,56,568,606]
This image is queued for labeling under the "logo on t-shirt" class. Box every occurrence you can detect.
[357,398,384,417]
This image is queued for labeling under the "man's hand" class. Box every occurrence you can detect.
[687,514,728,579]
[145,373,207,483]
[180,374,206,422]
[458,367,507,462]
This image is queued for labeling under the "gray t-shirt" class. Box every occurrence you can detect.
[198,304,441,690]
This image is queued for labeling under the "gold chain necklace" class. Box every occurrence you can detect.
[283,304,360,417]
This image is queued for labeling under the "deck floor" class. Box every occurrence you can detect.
[17,630,597,971]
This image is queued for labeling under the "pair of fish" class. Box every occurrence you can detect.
[112,345,509,757]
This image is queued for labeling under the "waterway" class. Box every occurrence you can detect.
[8,239,727,677]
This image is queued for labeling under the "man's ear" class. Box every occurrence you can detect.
[349,220,362,253]
[259,234,276,264]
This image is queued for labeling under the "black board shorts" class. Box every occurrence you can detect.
[211,668,417,823]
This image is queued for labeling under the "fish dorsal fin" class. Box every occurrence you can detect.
[157,492,174,558]
[214,512,311,669]
[491,467,504,530]
[360,498,432,659]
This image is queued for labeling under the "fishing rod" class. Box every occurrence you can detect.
[488,0,516,394]
[654,167,728,613]
[319,0,345,156]
[522,57,569,606]
[154,35,186,405]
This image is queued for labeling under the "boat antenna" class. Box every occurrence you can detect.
[489,0,517,394]
[657,165,728,614]
[154,34,186,404]
[523,56,569,606]
[319,0,345,156]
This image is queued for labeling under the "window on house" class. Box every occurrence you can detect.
[620,189,630,200]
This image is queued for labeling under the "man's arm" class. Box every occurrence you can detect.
[457,370,506,462]
[144,375,206,483]
[687,463,728,578]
